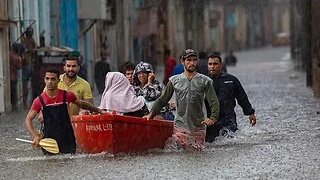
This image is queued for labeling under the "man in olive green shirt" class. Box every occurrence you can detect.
[143,49,219,150]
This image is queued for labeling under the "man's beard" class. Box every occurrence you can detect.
[66,71,77,79]
[210,69,221,77]
[185,66,196,73]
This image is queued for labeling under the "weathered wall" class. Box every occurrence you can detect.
[0,0,11,112]
[291,0,320,97]
[235,6,247,50]
[311,0,320,97]
[167,0,186,58]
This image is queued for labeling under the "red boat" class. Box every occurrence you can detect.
[71,114,173,154]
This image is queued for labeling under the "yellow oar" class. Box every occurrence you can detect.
[16,138,59,154]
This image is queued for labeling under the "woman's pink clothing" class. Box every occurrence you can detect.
[99,72,145,113]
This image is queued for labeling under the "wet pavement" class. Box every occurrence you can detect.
[1,46,320,179]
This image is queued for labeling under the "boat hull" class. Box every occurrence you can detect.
[71,114,173,154]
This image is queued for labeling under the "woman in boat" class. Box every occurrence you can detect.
[133,61,163,110]
[99,72,149,117]
[133,61,175,120]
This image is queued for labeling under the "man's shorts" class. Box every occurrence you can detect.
[22,64,32,81]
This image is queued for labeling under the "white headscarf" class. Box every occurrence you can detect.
[99,72,145,113]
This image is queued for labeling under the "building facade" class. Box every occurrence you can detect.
[0,0,11,113]
[1,0,293,112]
[291,0,320,97]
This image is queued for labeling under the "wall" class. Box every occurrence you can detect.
[203,2,224,52]
[0,0,11,112]
[59,0,78,49]
[235,6,247,50]
[167,0,185,58]
[311,0,320,97]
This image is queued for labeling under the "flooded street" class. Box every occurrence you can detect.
[1,47,320,179]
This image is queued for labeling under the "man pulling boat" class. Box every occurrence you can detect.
[24,68,105,154]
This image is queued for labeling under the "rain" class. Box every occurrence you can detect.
[0,0,320,179]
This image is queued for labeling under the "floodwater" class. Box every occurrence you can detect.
[1,47,320,179]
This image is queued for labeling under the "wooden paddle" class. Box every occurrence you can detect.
[16,138,59,154]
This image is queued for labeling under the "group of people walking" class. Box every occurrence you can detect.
[145,49,256,150]
[23,48,256,154]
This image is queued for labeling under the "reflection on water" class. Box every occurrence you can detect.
[7,152,114,162]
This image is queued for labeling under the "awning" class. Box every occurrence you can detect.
[37,46,80,57]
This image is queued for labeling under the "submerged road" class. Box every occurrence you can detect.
[0,46,319,179]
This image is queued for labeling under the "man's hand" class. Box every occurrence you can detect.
[32,134,42,149]
[100,110,109,114]
[143,112,154,121]
[201,117,217,126]
[249,114,256,126]
[79,110,91,115]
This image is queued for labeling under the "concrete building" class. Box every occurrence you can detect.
[1,0,295,113]
[310,1,320,97]
[290,0,320,97]
[0,0,11,113]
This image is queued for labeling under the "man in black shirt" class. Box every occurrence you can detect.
[205,53,256,142]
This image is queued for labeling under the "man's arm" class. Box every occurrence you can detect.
[73,99,102,114]
[144,81,174,120]
[24,109,42,147]
[205,81,220,121]
[234,77,255,115]
[83,98,94,105]
[79,98,94,115]
[25,109,38,138]
[233,77,256,126]
[201,80,219,126]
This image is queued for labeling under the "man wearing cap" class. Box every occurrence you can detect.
[143,49,220,150]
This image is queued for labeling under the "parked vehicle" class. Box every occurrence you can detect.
[272,32,290,47]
